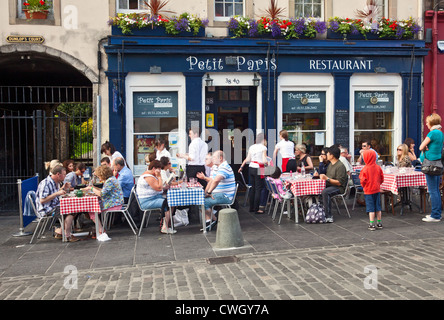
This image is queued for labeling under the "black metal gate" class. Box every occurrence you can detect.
[0,103,93,213]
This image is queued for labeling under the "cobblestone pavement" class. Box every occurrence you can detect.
[1,237,444,301]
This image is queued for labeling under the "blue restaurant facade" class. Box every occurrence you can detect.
[104,33,428,174]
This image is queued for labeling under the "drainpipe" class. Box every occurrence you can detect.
[432,0,438,114]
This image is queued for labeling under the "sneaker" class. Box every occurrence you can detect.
[422,216,441,222]
[167,228,177,234]
[376,223,383,230]
[325,217,334,223]
[368,224,376,231]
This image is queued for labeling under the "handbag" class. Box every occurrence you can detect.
[421,157,444,176]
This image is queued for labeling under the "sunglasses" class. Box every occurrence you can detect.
[397,149,402,151]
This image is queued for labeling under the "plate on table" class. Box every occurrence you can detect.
[74,184,86,190]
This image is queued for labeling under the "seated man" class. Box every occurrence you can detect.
[114,157,134,203]
[200,150,236,231]
[319,145,349,223]
[36,165,79,242]
[64,162,86,189]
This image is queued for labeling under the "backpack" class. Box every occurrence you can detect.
[305,202,326,224]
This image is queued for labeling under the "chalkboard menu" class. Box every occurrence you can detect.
[355,91,394,112]
[186,110,201,132]
[133,91,178,118]
[283,91,326,113]
[335,109,349,149]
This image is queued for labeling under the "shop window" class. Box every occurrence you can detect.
[218,87,249,101]
[132,91,179,175]
[294,0,323,18]
[353,91,394,163]
[117,0,148,13]
[214,0,244,20]
[282,91,326,158]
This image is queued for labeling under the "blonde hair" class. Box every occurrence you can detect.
[295,144,306,154]
[94,165,114,181]
[427,113,442,126]
[45,159,62,174]
[396,144,409,161]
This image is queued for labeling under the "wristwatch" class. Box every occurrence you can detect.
[327,178,330,182]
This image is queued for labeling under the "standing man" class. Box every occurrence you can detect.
[319,145,348,223]
[36,165,79,242]
[177,127,208,187]
[114,157,134,204]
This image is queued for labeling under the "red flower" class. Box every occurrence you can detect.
[39,0,45,4]
[23,2,30,5]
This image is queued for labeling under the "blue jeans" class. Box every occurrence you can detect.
[204,193,232,210]
[425,174,442,219]
[364,193,381,213]
[139,194,167,213]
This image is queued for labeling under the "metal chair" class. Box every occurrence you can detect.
[101,186,139,235]
[264,177,275,215]
[208,183,239,231]
[239,172,252,207]
[267,178,301,224]
[351,172,364,210]
[27,192,57,244]
[331,177,351,218]
[134,189,163,237]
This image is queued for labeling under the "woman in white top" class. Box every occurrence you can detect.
[136,160,174,234]
[155,138,171,161]
[101,141,127,168]
[239,133,268,214]
[273,130,295,173]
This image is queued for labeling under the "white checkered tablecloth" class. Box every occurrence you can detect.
[167,186,205,207]
[285,179,326,197]
[60,196,101,215]
[381,172,427,195]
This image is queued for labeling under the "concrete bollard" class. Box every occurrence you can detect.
[215,208,244,248]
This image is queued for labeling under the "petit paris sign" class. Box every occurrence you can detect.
[6,35,45,44]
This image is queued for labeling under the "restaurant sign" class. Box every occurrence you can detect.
[6,35,45,44]
[133,91,178,118]
[355,91,394,112]
[282,91,326,113]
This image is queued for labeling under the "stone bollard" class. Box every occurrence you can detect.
[215,208,244,248]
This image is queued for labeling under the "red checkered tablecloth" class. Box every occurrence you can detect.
[381,172,427,195]
[353,165,365,171]
[60,195,101,215]
[285,179,326,197]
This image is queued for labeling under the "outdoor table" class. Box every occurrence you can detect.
[381,171,427,214]
[284,177,326,223]
[60,194,101,241]
[167,182,206,232]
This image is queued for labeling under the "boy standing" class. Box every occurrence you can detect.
[359,150,384,231]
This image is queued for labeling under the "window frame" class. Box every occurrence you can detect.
[293,0,324,19]
[214,0,245,22]
[116,0,149,14]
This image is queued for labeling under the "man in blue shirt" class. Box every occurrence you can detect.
[114,157,134,203]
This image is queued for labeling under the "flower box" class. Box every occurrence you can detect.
[327,29,381,40]
[23,9,49,20]
[111,25,205,37]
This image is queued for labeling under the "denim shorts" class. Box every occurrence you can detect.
[364,193,381,213]
[204,193,232,210]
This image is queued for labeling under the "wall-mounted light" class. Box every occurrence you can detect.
[253,73,261,87]
[374,67,387,73]
[150,66,162,74]
[205,74,214,87]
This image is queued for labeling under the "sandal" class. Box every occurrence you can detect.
[87,231,97,239]
[67,235,80,242]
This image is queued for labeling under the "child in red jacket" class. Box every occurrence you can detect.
[359,150,384,231]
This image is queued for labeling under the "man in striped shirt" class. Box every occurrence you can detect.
[202,150,236,231]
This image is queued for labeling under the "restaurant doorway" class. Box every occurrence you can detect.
[205,85,257,180]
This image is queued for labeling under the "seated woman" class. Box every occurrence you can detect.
[136,160,174,234]
[317,147,330,175]
[295,144,314,173]
[396,144,412,168]
[87,165,124,236]
[159,156,178,189]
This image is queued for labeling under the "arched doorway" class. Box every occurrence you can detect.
[0,45,97,212]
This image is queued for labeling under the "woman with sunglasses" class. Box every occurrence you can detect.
[395,144,412,168]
